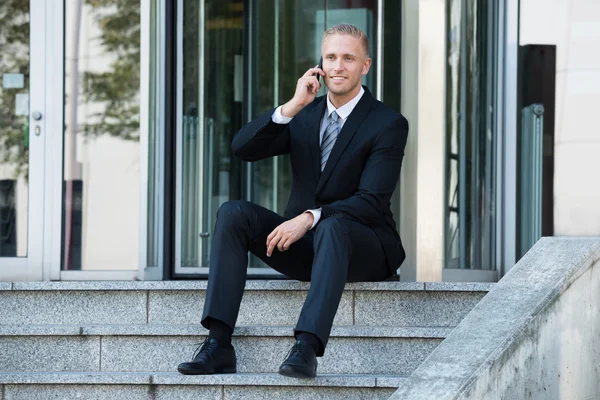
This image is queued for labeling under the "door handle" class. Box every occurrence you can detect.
[32,111,42,120]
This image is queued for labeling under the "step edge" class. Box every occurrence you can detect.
[0,372,407,388]
[0,325,453,339]
[5,281,494,292]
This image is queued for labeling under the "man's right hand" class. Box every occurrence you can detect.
[281,66,325,118]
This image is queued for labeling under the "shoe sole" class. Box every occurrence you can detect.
[278,366,316,379]
[177,366,237,375]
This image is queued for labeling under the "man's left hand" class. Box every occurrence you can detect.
[266,213,314,257]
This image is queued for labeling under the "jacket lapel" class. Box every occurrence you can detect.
[316,87,374,194]
[304,98,327,182]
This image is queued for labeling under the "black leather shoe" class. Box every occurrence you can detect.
[177,338,237,375]
[278,339,318,378]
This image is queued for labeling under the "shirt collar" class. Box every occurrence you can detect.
[326,86,365,121]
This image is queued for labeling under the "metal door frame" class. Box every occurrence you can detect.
[0,0,50,281]
[45,0,139,281]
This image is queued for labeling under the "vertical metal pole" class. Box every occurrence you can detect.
[376,0,384,101]
[245,0,254,202]
[197,0,206,266]
[494,0,505,273]
[532,105,544,245]
[174,0,184,270]
[458,0,467,269]
[502,0,519,275]
[63,0,83,271]
[484,0,496,269]
[469,0,481,269]
[205,117,214,266]
[140,0,151,274]
[272,0,280,211]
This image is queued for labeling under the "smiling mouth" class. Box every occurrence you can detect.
[330,77,347,80]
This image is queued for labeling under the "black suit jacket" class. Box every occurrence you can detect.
[231,86,409,273]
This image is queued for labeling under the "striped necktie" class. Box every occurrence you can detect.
[320,111,340,171]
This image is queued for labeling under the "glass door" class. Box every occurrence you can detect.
[0,0,49,281]
[175,0,245,275]
[444,0,499,275]
[58,0,142,279]
[246,0,379,271]
[174,0,380,276]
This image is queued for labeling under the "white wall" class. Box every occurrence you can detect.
[521,0,600,235]
[79,135,140,270]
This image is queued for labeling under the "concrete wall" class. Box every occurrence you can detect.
[390,237,600,400]
[520,0,600,235]
[461,258,600,399]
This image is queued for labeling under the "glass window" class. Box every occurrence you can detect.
[62,0,141,270]
[179,0,244,268]
[444,0,498,270]
[0,1,30,258]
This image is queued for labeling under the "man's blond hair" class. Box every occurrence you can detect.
[322,24,369,57]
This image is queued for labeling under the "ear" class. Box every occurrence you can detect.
[362,57,372,75]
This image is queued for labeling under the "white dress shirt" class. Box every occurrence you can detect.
[271,87,365,229]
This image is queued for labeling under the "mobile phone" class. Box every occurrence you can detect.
[314,56,323,83]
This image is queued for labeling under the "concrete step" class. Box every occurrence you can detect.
[0,325,449,376]
[0,372,405,399]
[0,281,493,327]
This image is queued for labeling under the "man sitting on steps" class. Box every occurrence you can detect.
[177,23,409,379]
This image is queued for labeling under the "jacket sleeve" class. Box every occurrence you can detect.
[231,108,291,161]
[320,116,409,225]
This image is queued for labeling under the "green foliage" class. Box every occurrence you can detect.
[81,0,140,141]
[0,0,141,180]
[0,0,30,180]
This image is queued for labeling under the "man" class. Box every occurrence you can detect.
[177,24,408,379]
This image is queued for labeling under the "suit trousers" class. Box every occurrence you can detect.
[201,200,391,356]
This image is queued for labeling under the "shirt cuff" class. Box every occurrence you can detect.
[271,106,293,124]
[304,208,322,230]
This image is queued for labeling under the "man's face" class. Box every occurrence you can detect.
[321,34,371,98]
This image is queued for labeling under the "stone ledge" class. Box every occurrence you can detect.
[424,282,495,291]
[390,237,600,400]
[0,372,406,388]
[0,324,452,339]
[3,280,495,292]
[376,376,406,388]
[0,372,150,385]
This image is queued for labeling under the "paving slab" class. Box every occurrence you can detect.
[148,290,354,326]
[355,291,486,327]
[0,291,147,325]
[99,334,440,375]
[0,372,149,385]
[0,336,99,372]
[3,384,153,400]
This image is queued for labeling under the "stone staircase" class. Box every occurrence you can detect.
[0,280,493,399]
